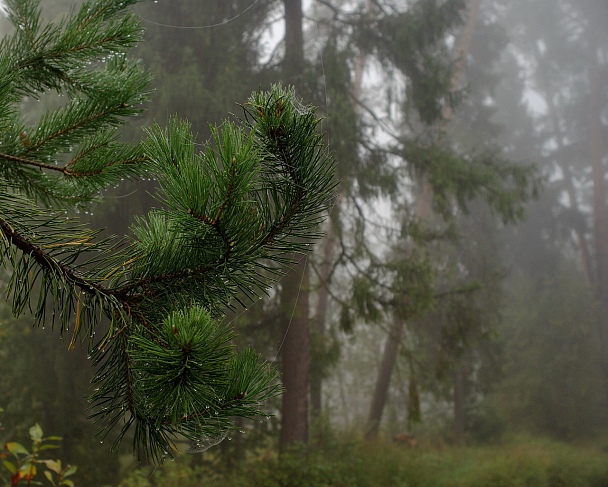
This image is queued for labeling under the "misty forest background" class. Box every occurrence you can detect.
[2,0,608,485]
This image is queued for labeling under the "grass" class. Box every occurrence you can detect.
[116,435,608,487]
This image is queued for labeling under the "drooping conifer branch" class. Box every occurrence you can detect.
[0,0,336,463]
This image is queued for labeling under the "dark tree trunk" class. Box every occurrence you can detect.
[283,0,304,79]
[310,223,337,418]
[278,0,310,451]
[444,0,481,440]
[444,0,482,120]
[364,0,481,438]
[452,366,466,445]
[279,257,310,448]
[366,314,403,438]
[365,179,432,439]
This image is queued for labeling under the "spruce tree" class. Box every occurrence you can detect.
[0,0,335,462]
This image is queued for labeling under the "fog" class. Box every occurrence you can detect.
[1,1,607,485]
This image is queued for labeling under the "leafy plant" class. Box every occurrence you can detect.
[1,423,77,487]
[115,434,608,487]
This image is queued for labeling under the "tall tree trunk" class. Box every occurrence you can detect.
[447,0,481,444]
[366,313,404,438]
[444,0,482,120]
[310,222,337,417]
[452,366,466,445]
[279,0,308,449]
[587,22,608,406]
[279,257,311,448]
[309,0,370,416]
[365,177,433,438]
[284,0,304,78]
[532,43,594,290]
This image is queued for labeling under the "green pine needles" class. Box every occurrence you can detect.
[0,0,336,462]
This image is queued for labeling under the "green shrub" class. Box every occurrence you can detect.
[0,422,77,487]
[115,435,608,487]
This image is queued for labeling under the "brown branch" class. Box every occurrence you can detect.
[1,150,146,178]
[187,209,215,226]
[110,251,233,302]
[0,152,65,172]
[0,216,108,297]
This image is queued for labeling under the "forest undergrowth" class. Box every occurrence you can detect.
[115,433,608,487]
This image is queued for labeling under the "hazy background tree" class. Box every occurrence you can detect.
[2,0,608,484]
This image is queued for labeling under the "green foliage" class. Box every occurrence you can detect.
[115,435,608,487]
[131,0,277,141]
[335,0,541,352]
[402,141,542,223]
[0,0,335,463]
[0,288,120,486]
[0,422,77,487]
[0,0,151,206]
[495,264,608,440]
[358,0,467,125]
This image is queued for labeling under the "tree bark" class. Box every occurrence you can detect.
[444,0,482,120]
[365,178,432,438]
[586,21,608,406]
[445,0,482,441]
[311,0,370,418]
[366,312,404,438]
[279,257,310,448]
[284,0,304,79]
[279,0,310,450]
[452,366,466,445]
[310,222,337,417]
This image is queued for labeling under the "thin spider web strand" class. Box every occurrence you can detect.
[140,0,262,29]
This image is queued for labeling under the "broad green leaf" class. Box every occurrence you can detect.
[62,480,75,487]
[42,459,61,473]
[44,470,54,483]
[2,459,16,474]
[4,442,29,456]
[63,465,77,477]
[29,423,43,440]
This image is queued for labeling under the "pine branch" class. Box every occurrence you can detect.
[0,0,152,206]
[0,0,335,463]
[86,86,335,461]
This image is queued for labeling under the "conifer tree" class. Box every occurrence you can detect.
[0,0,335,462]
